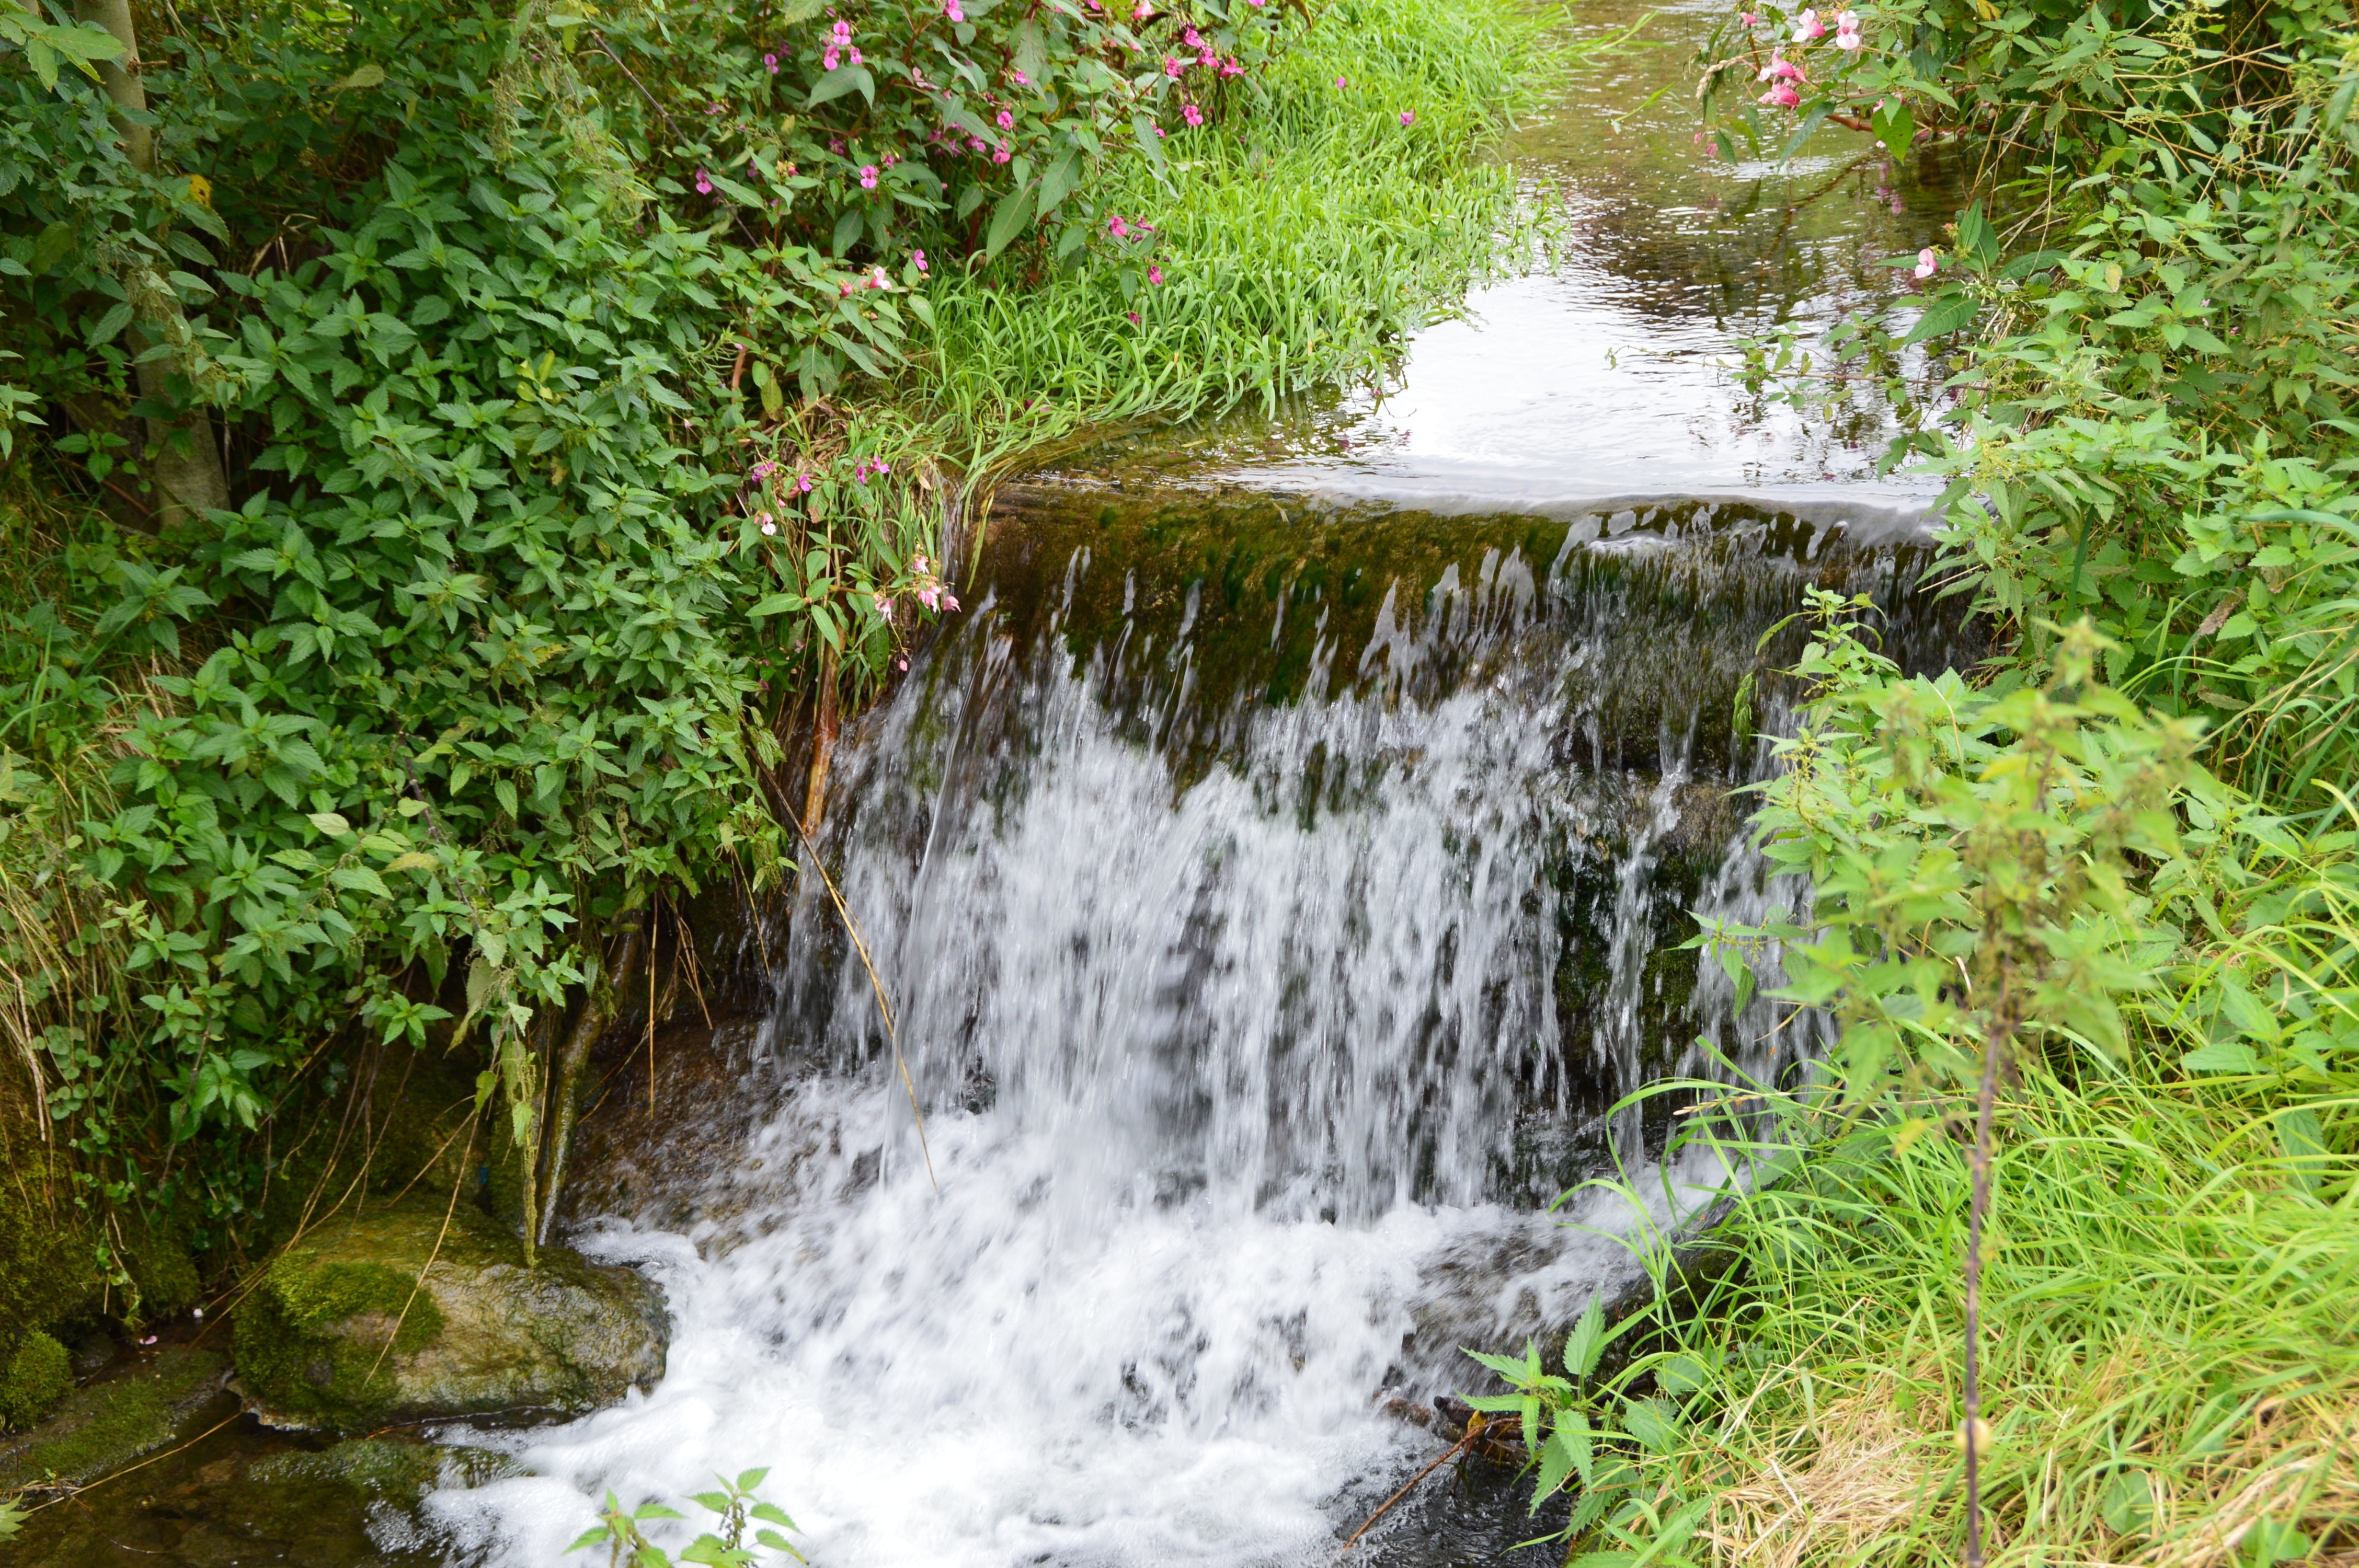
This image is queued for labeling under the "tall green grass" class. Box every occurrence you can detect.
[1629,1052,2357,1565]
[915,0,1563,438]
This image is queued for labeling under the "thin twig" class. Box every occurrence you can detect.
[758,769,937,1192]
[1342,1422,1487,1550]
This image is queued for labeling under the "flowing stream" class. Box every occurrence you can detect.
[0,2,1979,1563]
[419,4,1978,1559]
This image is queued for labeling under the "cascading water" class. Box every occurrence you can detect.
[425,489,1973,1568]
[414,0,1988,1553]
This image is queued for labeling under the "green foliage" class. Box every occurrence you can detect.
[922,0,1558,425]
[0,1331,71,1433]
[1,0,1553,1254]
[568,1467,806,1567]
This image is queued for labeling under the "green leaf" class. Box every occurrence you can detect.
[807,65,875,109]
[1902,291,1977,345]
[985,184,1035,259]
[88,302,135,348]
[307,811,352,837]
[1871,98,1915,163]
[1037,147,1082,216]
[1562,1295,1608,1378]
[333,63,386,92]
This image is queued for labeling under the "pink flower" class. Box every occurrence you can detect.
[1220,56,1243,76]
[1152,124,1165,138]
[899,657,910,670]
[997,109,1015,129]
[1126,309,1140,322]
[1148,264,1164,285]
[823,46,841,70]
[944,594,959,611]
[1399,109,1415,125]
[759,514,778,535]
[1834,10,1862,47]
[1794,7,1826,39]
[832,20,853,42]
[945,0,964,17]
[1740,10,1758,22]
[876,595,892,615]
[1914,247,1939,279]
[870,267,889,289]
[695,167,714,194]
[1165,55,1185,77]
[913,554,929,572]
[765,52,779,71]
[876,457,891,472]
[861,164,879,188]
[797,472,815,492]
[969,137,987,153]
[1758,53,1805,81]
[912,248,929,273]
[1182,102,1204,126]
[855,460,872,482]
[751,459,780,480]
[1334,75,1347,88]
[850,45,863,64]
[1760,80,1801,107]
[1109,214,1131,238]
[1198,47,1218,67]
[1012,68,1030,84]
[917,584,940,610]
[993,140,1012,162]
[1183,25,1203,45]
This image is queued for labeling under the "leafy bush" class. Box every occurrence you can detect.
[1,0,1550,1261]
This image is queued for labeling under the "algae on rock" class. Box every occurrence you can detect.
[232,1199,667,1431]
[0,1332,71,1432]
[0,1345,230,1491]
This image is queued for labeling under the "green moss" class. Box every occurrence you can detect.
[0,1332,70,1431]
[233,1250,449,1431]
[0,1149,102,1357]
[0,1346,227,1491]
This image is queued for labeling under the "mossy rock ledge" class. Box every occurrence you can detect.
[232,1201,667,1432]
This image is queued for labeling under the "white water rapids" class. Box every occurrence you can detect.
[413,508,1876,1568]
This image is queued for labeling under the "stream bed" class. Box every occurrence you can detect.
[6,2,1976,1563]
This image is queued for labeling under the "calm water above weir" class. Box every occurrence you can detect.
[7,4,1976,1565]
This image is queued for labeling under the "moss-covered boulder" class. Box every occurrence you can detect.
[231,1200,667,1431]
[0,1345,230,1491]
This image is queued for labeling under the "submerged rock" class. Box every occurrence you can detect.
[232,1200,667,1431]
[0,1345,230,1491]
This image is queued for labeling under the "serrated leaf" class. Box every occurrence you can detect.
[1038,146,1082,215]
[330,865,392,897]
[306,811,352,836]
[985,184,1035,259]
[1902,291,1977,345]
[807,64,874,109]
[88,301,135,348]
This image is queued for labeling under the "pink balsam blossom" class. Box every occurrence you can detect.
[1914,247,1939,279]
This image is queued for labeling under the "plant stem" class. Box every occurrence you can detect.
[1963,1011,2005,1568]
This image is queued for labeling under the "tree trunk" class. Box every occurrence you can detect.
[75,0,231,527]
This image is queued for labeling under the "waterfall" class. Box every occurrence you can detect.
[425,489,1968,1567]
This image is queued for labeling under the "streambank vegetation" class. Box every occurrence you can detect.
[1482,0,2359,1562]
[0,0,1552,1469]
